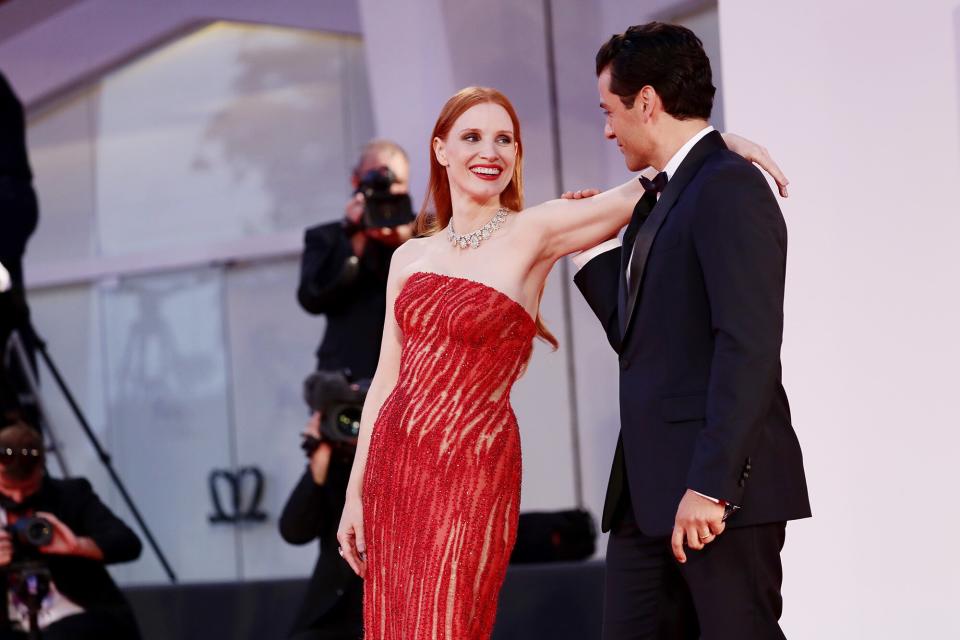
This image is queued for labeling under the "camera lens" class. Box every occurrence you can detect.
[335,407,362,439]
[25,519,52,547]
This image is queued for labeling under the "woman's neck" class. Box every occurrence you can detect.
[449,189,503,234]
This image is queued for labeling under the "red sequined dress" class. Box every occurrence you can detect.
[361,271,536,639]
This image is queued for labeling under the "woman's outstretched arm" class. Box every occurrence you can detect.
[522,177,647,263]
[527,132,790,263]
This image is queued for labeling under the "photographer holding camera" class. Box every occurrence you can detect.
[282,140,412,639]
[0,421,142,639]
[279,403,361,640]
[296,139,413,380]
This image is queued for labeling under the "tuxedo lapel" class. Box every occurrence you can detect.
[617,194,656,332]
[619,130,727,337]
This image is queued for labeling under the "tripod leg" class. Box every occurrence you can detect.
[4,331,71,477]
[12,328,178,583]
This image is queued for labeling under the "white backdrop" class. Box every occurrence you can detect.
[720,1,960,637]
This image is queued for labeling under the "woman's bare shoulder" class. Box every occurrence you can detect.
[391,234,439,277]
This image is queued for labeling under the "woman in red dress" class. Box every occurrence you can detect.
[336,87,785,639]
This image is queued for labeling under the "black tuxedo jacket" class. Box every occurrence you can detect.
[575,131,811,536]
[0,476,142,631]
[297,221,397,379]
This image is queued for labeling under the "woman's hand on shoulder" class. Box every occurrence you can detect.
[720,132,789,197]
[559,188,601,200]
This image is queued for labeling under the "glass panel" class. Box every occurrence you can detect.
[95,22,366,256]
[24,86,101,266]
[100,268,236,583]
[25,284,110,489]
[224,259,324,579]
[21,19,376,583]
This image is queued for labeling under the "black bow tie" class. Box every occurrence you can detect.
[639,171,668,195]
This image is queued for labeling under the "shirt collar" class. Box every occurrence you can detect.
[660,125,715,181]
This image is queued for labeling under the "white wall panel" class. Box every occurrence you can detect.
[719,1,960,636]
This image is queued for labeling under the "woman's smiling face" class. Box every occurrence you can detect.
[433,102,517,206]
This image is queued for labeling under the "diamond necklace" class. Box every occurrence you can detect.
[447,207,509,249]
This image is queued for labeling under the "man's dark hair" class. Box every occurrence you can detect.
[596,22,715,120]
[0,421,43,481]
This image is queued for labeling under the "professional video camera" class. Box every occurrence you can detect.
[355,167,414,229]
[302,370,370,448]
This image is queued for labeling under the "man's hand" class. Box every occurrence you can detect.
[345,193,365,226]
[365,222,413,247]
[36,512,104,560]
[0,530,12,567]
[671,489,726,563]
[305,411,333,485]
[37,512,80,555]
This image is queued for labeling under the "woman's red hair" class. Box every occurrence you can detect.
[416,87,557,349]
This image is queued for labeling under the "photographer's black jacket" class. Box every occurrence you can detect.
[297,221,398,379]
[0,475,142,634]
[279,454,361,637]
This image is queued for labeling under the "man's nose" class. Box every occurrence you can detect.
[604,121,615,140]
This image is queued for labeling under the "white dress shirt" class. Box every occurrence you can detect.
[571,125,715,272]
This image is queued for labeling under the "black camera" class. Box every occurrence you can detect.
[5,516,54,636]
[7,515,53,551]
[302,370,370,447]
[355,167,414,229]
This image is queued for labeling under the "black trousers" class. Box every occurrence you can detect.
[603,499,787,640]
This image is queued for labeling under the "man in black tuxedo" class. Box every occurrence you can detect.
[574,23,811,639]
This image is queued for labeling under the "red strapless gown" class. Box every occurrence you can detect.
[361,271,536,640]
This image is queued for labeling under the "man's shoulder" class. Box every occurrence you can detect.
[698,149,769,190]
[42,476,95,502]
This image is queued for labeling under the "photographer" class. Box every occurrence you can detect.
[0,421,142,639]
[296,139,413,380]
[284,140,412,639]
[278,408,360,640]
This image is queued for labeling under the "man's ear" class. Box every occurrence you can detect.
[637,86,657,119]
[433,137,447,167]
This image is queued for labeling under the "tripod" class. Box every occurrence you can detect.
[2,326,177,584]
